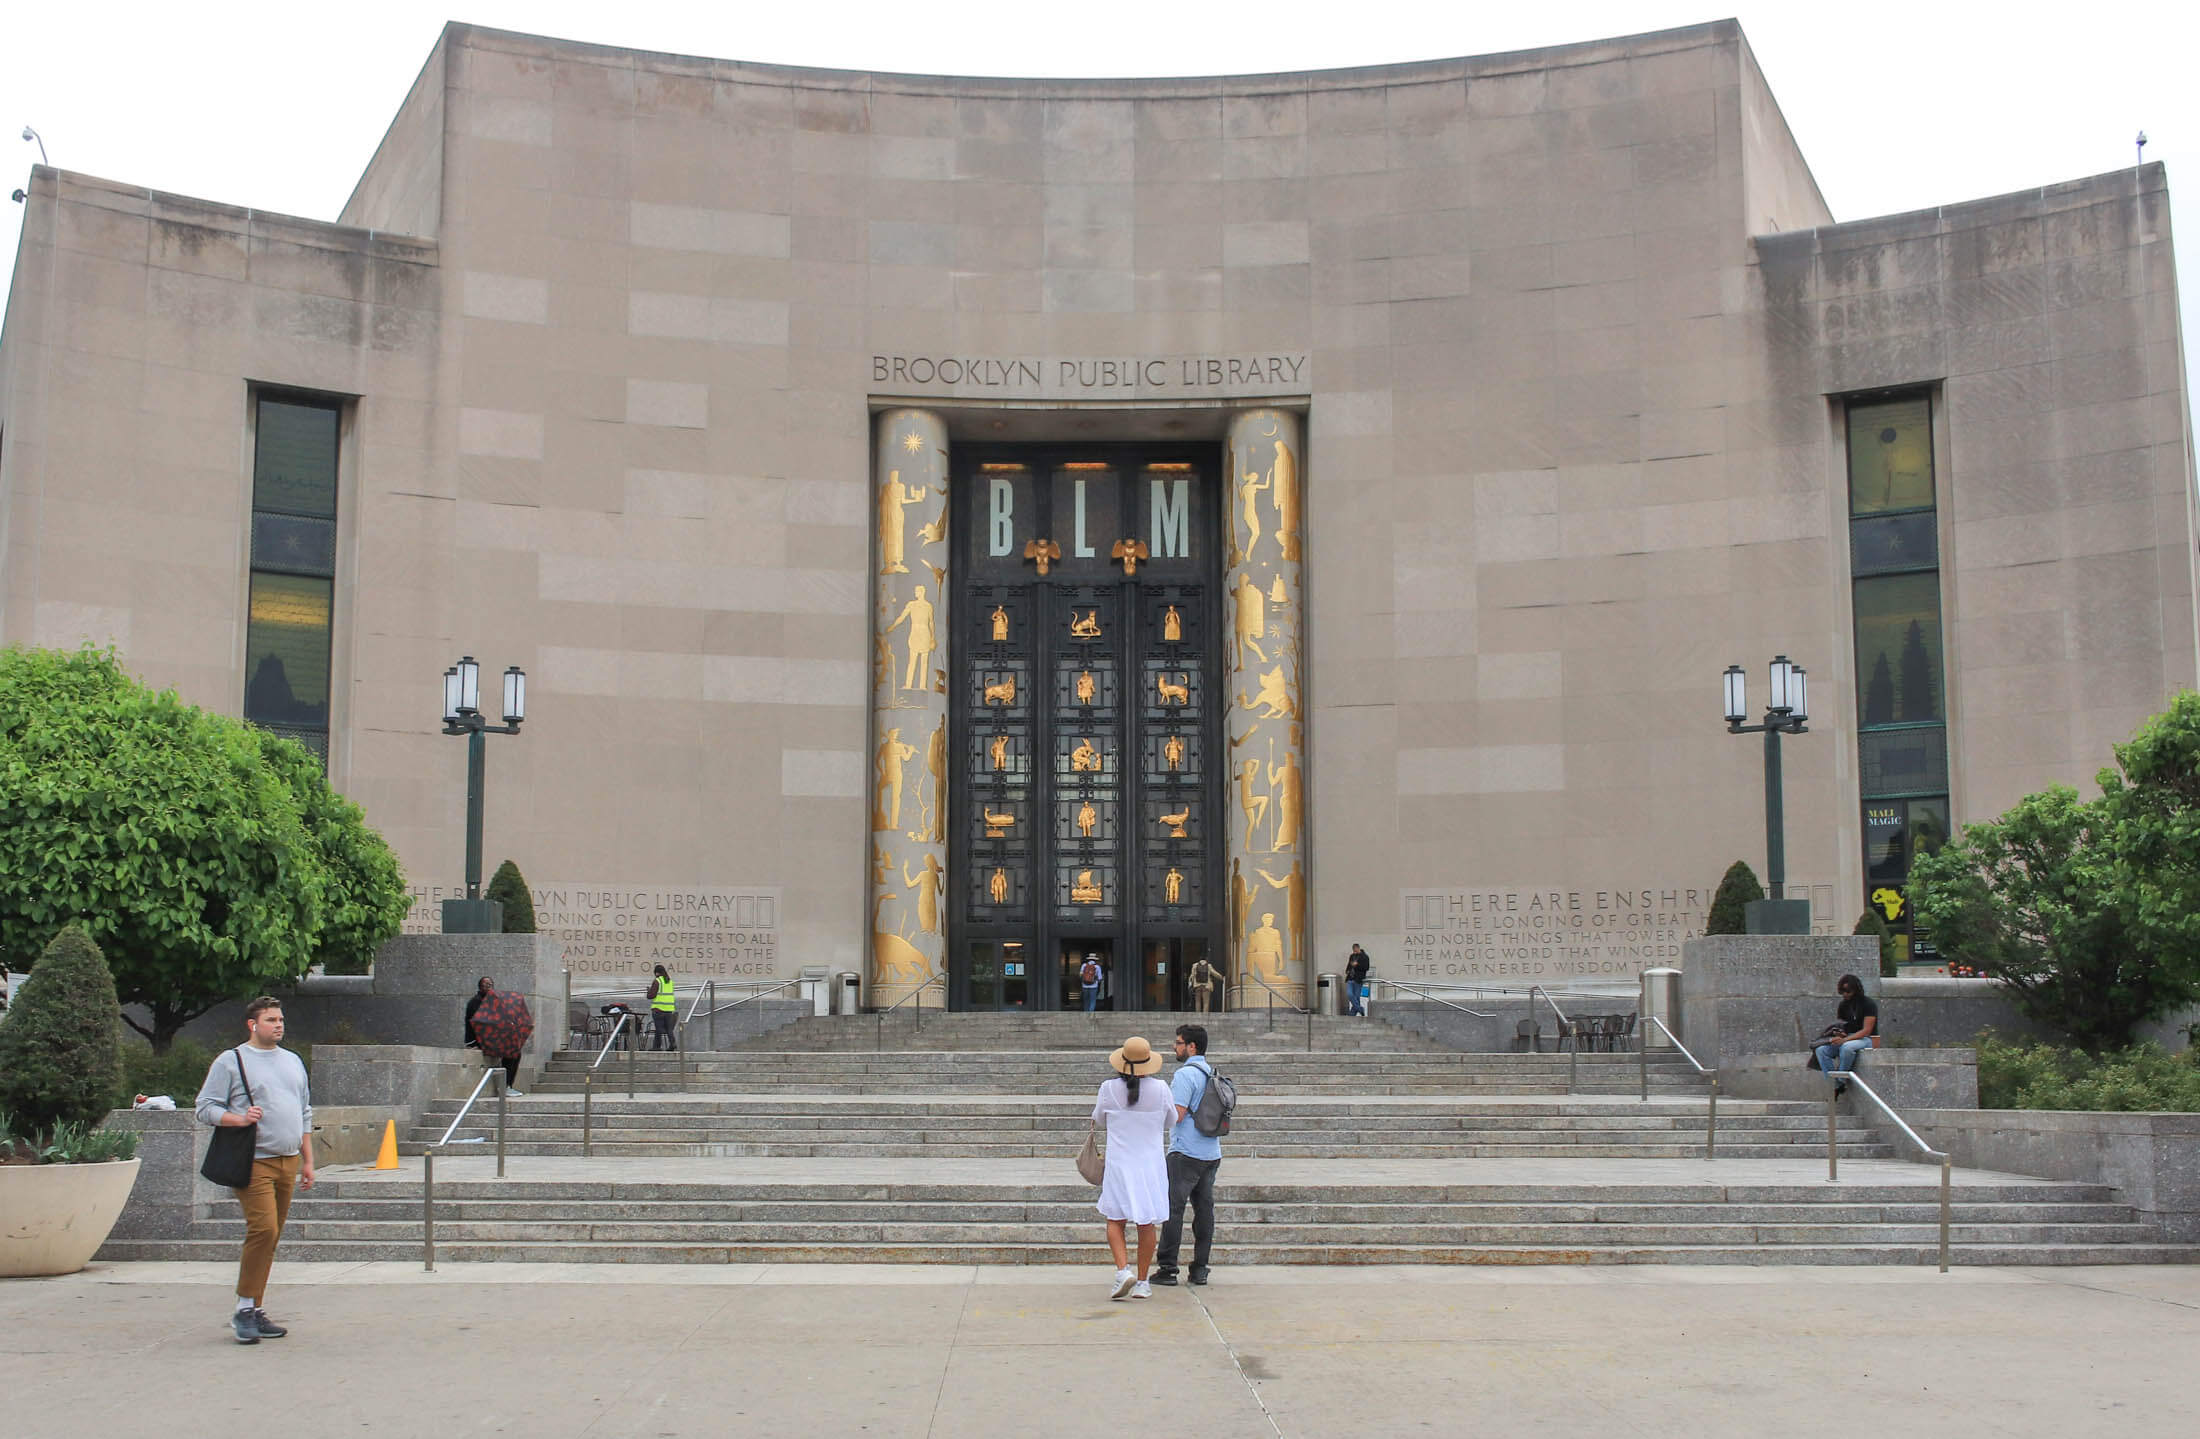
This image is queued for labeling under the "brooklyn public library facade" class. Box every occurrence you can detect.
[1,20,2193,1010]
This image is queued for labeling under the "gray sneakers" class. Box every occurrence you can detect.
[230,1308,259,1345]
[252,1309,287,1338]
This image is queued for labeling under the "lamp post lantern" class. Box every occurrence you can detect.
[1723,654,1812,934]
[440,655,526,934]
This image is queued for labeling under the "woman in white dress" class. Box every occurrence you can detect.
[1092,1035,1172,1300]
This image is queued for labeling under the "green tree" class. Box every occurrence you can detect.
[0,647,410,1048]
[1911,785,2183,1051]
[253,731,410,976]
[486,859,537,933]
[1852,908,1898,977]
[0,923,124,1134]
[1705,861,1764,935]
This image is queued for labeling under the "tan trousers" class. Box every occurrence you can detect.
[233,1152,300,1300]
[1193,986,1215,1013]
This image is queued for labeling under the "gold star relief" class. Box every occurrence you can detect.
[901,432,924,454]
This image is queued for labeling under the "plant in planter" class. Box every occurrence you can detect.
[0,924,144,1277]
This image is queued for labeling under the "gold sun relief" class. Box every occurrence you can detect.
[901,432,924,454]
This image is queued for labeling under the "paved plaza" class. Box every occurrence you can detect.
[5,1259,2193,1437]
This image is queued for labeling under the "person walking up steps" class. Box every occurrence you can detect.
[1092,1035,1172,1300]
[1151,1023,1223,1287]
[1080,952,1103,1012]
[195,997,314,1345]
[1344,944,1371,1017]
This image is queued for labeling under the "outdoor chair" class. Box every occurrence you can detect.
[569,1000,615,1050]
[1514,1018,1542,1053]
[1615,1012,1638,1051]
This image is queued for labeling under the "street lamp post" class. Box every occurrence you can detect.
[440,656,526,934]
[1723,655,1813,935]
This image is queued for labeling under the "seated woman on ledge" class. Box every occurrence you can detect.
[1815,973,1879,1097]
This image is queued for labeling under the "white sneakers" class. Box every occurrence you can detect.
[1111,1267,1136,1299]
[507,1089,526,1098]
[1129,1280,1152,1300]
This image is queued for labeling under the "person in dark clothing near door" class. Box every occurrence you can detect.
[1814,973,1879,1097]
[647,964,679,1051]
[462,976,492,1048]
[1344,944,1372,1017]
[1151,1023,1222,1287]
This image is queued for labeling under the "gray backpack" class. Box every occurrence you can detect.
[1189,1060,1236,1137]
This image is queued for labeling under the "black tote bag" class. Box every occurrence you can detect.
[199,1046,259,1188]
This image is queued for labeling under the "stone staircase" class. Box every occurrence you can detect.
[96,1014,2200,1267]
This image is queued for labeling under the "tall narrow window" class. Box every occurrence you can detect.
[245,394,341,763]
[1846,394,1947,966]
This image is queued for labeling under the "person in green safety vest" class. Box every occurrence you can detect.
[647,964,678,1052]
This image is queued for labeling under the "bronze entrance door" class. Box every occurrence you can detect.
[950,446,1223,1011]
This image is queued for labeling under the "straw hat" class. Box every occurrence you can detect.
[1109,1035,1164,1076]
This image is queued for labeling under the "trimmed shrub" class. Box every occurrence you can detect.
[1853,909,1898,977]
[1705,861,1763,935]
[0,923,124,1134]
[486,860,537,933]
[1975,1033,2200,1112]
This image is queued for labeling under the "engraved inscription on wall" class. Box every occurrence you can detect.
[1399,887,1709,979]
[407,883,781,978]
[872,354,1309,397]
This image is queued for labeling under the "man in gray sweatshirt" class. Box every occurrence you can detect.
[195,996,316,1345]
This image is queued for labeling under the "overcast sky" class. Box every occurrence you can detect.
[4,1,2195,415]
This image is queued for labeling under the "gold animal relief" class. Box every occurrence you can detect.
[1111,537,1148,575]
[1159,808,1191,838]
[983,674,1017,705]
[984,807,1015,837]
[1069,610,1102,639]
[1023,537,1061,575]
[1156,673,1189,705]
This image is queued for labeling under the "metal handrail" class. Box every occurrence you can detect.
[1381,977,1496,1019]
[1825,1067,1953,1273]
[424,1067,510,1271]
[589,1010,634,1069]
[1527,985,1580,1090]
[874,974,944,1050]
[1637,1015,1718,1160]
[1230,970,1312,1051]
[691,976,805,1021]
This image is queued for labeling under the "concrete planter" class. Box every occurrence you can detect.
[0,1158,143,1277]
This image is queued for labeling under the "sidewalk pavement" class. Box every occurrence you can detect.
[4,1262,2193,1437]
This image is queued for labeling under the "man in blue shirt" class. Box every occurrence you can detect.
[1151,1023,1221,1286]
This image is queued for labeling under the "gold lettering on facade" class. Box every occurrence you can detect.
[1071,870,1104,904]
[1069,609,1103,638]
[1159,807,1190,838]
[1163,604,1182,642]
[1023,537,1061,575]
[990,604,1010,641]
[1071,738,1103,773]
[1156,673,1189,705]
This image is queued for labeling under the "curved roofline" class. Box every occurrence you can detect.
[444,17,1740,97]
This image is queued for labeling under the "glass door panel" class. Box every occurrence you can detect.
[966,941,999,1011]
[1001,940,1029,1009]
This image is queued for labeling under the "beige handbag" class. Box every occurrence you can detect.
[1076,1123,1105,1185]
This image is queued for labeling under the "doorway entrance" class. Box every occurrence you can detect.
[949,444,1225,1011]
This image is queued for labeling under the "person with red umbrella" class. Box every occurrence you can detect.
[469,980,535,1097]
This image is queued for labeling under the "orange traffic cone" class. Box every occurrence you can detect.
[374,1119,400,1170]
